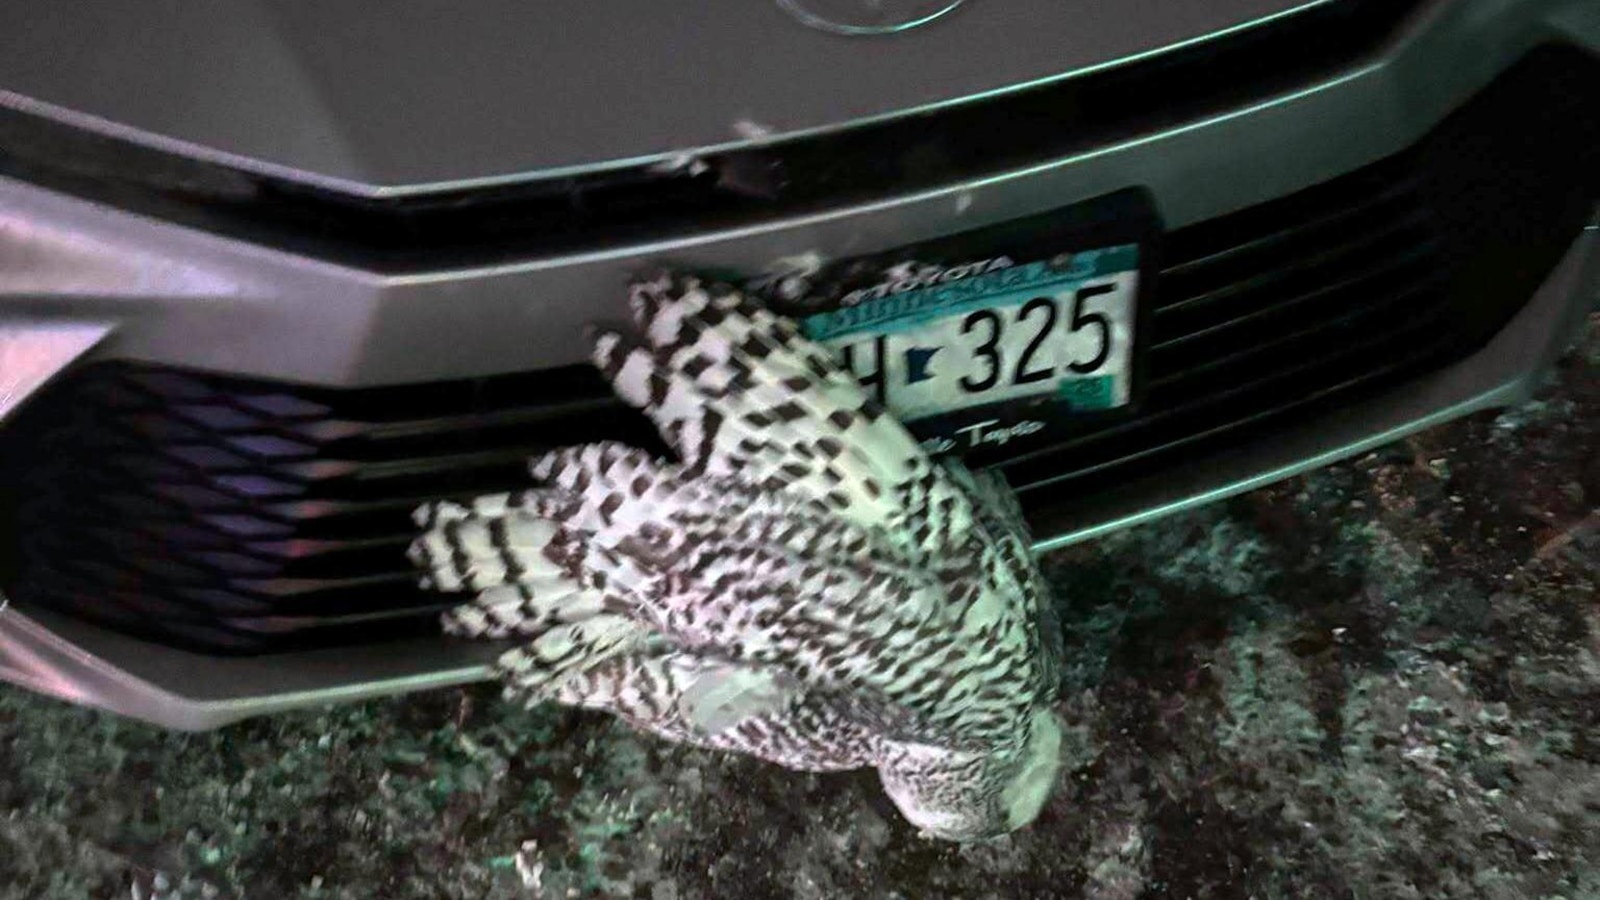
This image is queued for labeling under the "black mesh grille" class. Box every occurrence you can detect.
[2,46,1597,654]
[997,169,1453,493]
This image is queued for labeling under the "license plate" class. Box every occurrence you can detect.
[759,189,1159,459]
[800,247,1139,451]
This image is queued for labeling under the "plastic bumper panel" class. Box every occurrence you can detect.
[1,0,1598,725]
[1,219,1593,729]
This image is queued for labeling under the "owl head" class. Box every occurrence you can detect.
[877,706,1064,841]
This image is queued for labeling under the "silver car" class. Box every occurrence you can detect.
[1,0,1596,729]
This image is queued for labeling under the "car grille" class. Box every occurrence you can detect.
[1,46,1596,654]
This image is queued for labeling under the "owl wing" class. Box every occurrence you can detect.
[595,272,975,557]
[413,435,987,740]
[411,274,1009,744]
[409,439,950,742]
[411,480,809,739]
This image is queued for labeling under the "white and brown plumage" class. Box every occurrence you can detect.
[409,273,1065,840]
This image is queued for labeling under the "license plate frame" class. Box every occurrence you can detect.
[761,188,1163,464]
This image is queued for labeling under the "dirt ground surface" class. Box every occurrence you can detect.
[1,314,1595,900]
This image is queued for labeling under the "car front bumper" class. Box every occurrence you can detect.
[1,0,1598,727]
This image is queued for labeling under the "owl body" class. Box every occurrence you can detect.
[411,273,1064,840]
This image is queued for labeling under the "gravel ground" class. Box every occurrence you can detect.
[2,314,1595,900]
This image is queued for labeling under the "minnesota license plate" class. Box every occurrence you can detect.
[759,189,1159,460]
[800,246,1139,452]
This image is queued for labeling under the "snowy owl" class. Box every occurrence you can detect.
[409,272,1066,840]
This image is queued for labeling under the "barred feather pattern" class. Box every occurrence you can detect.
[409,272,1065,840]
